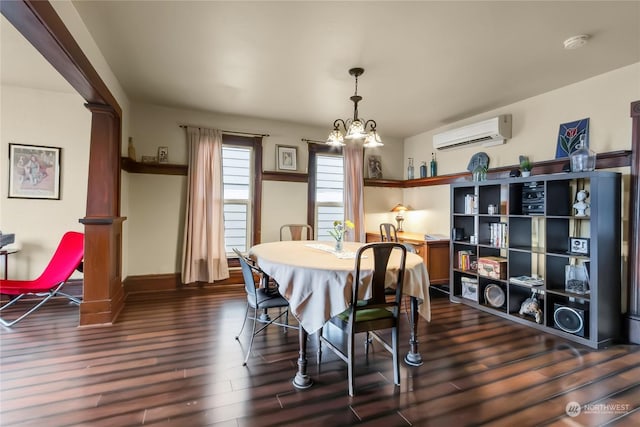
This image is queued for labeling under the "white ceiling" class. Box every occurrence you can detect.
[2,1,639,139]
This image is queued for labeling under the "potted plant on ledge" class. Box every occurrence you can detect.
[519,156,532,177]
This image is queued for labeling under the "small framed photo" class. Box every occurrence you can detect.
[367,155,383,179]
[276,145,297,171]
[158,146,169,164]
[568,237,590,256]
[8,143,61,200]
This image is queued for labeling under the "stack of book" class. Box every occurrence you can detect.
[457,250,477,271]
[488,222,508,248]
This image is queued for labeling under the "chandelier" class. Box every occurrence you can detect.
[326,67,383,148]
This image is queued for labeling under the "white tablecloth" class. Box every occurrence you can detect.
[248,240,431,334]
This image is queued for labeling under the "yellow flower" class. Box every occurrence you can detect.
[329,220,354,241]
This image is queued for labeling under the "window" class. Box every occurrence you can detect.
[222,145,252,253]
[310,149,344,242]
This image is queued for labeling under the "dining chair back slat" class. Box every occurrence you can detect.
[379,223,398,242]
[280,224,313,241]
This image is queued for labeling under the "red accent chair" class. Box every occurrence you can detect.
[0,231,84,327]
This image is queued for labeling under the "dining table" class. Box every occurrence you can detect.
[248,240,431,389]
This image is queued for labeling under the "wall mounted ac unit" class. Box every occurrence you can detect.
[433,114,512,150]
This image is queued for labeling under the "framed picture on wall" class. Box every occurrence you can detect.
[555,118,589,158]
[158,146,169,163]
[367,155,383,179]
[8,143,61,200]
[276,145,297,171]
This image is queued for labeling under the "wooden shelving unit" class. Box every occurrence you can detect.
[449,171,622,348]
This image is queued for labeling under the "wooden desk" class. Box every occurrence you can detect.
[366,231,450,287]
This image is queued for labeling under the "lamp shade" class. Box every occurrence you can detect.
[391,204,408,213]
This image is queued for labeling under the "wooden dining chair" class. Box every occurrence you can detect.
[317,242,407,396]
[379,223,398,242]
[233,248,297,365]
[280,224,313,241]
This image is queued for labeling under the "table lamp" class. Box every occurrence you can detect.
[391,204,408,232]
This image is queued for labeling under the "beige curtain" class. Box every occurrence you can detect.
[344,142,365,242]
[181,127,229,284]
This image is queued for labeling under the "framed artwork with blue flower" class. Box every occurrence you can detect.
[555,118,589,158]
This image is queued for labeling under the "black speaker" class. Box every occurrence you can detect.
[553,303,588,337]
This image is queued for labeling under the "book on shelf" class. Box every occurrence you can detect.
[488,222,508,248]
[457,250,477,271]
[509,275,544,287]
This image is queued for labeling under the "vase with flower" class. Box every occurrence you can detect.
[328,220,354,252]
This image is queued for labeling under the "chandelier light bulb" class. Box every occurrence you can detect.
[345,120,366,140]
[327,129,345,146]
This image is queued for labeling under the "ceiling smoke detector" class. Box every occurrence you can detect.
[563,35,590,50]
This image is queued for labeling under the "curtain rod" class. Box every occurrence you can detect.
[301,138,326,144]
[179,124,269,138]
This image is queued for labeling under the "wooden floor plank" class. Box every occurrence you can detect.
[1,289,638,426]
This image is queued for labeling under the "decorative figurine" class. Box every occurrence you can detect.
[573,190,590,217]
[519,292,543,324]
[127,137,136,161]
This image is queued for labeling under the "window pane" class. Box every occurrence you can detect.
[223,146,251,253]
[315,154,344,241]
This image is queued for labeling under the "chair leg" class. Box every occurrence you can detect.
[259,308,271,322]
[242,306,259,366]
[392,325,400,386]
[55,291,82,305]
[316,327,323,366]
[364,331,372,355]
[348,327,355,397]
[0,291,55,327]
[235,304,250,339]
[283,309,289,334]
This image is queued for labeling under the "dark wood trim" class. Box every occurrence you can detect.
[122,150,632,186]
[367,150,633,188]
[253,136,263,245]
[364,178,405,188]
[0,0,121,116]
[121,157,187,175]
[85,103,121,216]
[123,271,244,294]
[627,100,640,344]
[262,171,308,182]
[121,158,309,183]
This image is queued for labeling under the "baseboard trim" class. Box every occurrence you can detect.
[123,270,244,294]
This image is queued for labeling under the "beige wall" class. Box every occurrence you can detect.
[400,62,640,237]
[0,85,90,279]
[0,1,131,279]
[126,101,404,275]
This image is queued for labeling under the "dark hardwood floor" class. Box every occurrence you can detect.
[1,285,639,426]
